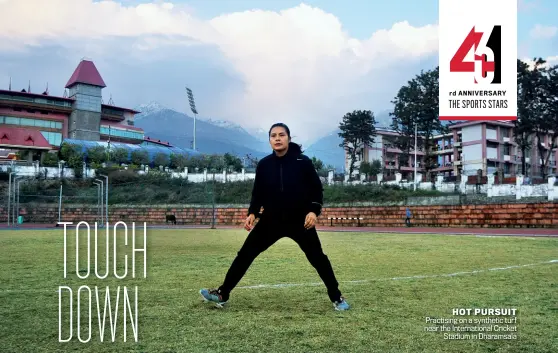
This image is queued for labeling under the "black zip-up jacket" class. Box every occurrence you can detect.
[248,143,323,224]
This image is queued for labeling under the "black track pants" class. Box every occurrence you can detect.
[218,220,343,302]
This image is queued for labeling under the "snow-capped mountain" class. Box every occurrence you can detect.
[135,101,247,135]
[134,101,169,119]
[198,118,246,133]
[246,127,269,142]
[132,102,270,156]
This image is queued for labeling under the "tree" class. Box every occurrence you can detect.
[223,153,243,172]
[245,154,259,169]
[359,159,382,181]
[338,110,377,179]
[207,154,226,172]
[153,153,170,168]
[515,59,536,175]
[131,150,149,166]
[111,148,129,164]
[185,155,204,171]
[311,156,324,172]
[86,146,107,164]
[41,152,59,167]
[359,161,370,179]
[390,67,446,181]
[534,62,558,178]
[170,153,188,169]
[515,58,558,178]
[370,159,382,176]
[59,143,84,178]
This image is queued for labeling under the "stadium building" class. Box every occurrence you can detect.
[0,59,198,163]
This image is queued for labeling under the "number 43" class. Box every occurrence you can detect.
[450,27,495,84]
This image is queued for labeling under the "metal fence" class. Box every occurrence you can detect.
[2,174,219,227]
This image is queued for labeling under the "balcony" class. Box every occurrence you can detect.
[0,93,73,113]
[432,145,454,154]
[101,108,126,121]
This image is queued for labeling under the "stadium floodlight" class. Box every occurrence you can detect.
[186,87,198,151]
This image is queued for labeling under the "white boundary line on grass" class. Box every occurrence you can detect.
[236,259,558,290]
[1,260,556,294]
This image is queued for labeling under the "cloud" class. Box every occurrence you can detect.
[529,24,558,39]
[0,0,439,142]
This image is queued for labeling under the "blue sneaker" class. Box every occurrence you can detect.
[199,288,227,308]
[333,296,350,311]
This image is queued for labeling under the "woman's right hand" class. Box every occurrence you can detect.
[244,214,256,231]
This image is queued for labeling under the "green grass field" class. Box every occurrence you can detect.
[0,227,557,353]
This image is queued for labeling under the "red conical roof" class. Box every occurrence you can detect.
[65,60,106,88]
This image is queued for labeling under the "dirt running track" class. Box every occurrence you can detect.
[1,223,557,237]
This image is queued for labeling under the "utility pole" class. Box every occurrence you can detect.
[414,122,418,191]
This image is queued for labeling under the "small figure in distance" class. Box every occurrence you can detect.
[200,122,349,311]
[166,214,177,225]
[405,207,412,227]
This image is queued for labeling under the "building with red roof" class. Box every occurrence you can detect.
[0,59,148,161]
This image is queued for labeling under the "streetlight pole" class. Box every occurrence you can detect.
[211,170,216,229]
[94,179,103,225]
[58,183,63,224]
[7,172,14,226]
[16,177,24,226]
[99,174,108,226]
[13,176,23,227]
[186,87,198,151]
[414,122,418,191]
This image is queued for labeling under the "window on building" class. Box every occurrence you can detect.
[40,131,62,146]
[503,144,511,155]
[0,115,62,129]
[501,128,510,138]
[504,163,510,174]
[100,126,144,140]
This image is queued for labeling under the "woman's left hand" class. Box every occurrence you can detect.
[304,212,317,229]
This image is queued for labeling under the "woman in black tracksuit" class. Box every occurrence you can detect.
[200,123,350,311]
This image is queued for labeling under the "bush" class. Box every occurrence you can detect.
[108,169,140,185]
[42,152,59,167]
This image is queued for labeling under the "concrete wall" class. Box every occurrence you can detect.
[68,110,101,141]
[3,202,558,228]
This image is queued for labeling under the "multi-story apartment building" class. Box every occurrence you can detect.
[345,128,425,180]
[451,121,557,177]
[0,59,196,162]
[344,121,558,179]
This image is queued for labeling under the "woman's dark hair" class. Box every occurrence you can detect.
[268,122,291,138]
[268,122,303,154]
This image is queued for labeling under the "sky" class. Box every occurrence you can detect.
[0,0,557,144]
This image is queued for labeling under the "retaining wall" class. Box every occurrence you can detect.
[2,203,557,228]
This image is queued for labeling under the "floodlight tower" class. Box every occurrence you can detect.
[186,87,198,151]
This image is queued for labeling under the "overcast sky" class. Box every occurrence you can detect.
[0,0,556,143]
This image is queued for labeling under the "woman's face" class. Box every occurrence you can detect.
[269,126,290,152]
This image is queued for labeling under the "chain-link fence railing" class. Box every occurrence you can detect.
[1,173,232,227]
